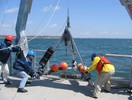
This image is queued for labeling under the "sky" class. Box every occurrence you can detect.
[0,0,132,38]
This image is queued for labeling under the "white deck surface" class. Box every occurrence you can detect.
[0,75,132,100]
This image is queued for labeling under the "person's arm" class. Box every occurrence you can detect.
[86,56,100,72]
[0,43,12,54]
[15,58,35,76]
[14,59,39,78]
[12,45,21,52]
[24,62,35,77]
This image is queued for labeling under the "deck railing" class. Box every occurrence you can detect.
[105,54,132,87]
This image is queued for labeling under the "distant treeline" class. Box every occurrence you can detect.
[0,35,60,39]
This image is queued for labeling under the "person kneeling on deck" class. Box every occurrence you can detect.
[78,53,115,98]
[13,50,40,93]
[0,35,21,85]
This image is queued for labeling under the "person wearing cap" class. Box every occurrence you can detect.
[78,53,115,98]
[0,35,21,85]
[13,50,40,93]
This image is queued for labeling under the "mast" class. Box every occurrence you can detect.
[15,0,32,43]
[67,9,70,28]
[15,0,33,57]
[120,0,132,20]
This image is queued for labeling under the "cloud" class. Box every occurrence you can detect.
[76,32,92,38]
[77,31,123,38]
[49,23,57,28]
[42,5,60,12]
[111,31,120,35]
[1,24,12,28]
[5,7,18,14]
[0,20,16,32]
[0,23,15,35]
[100,30,109,35]
[98,31,128,38]
[100,30,122,35]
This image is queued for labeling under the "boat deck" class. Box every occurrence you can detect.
[0,75,132,100]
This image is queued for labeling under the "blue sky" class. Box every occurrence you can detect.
[0,0,132,38]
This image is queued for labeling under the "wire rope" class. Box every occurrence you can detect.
[0,0,8,30]
[27,0,61,42]
[54,21,66,36]
[0,0,60,51]
[30,1,56,37]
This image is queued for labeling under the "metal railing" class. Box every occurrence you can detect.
[105,54,132,87]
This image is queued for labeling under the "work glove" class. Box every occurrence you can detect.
[81,72,91,81]
[7,45,13,51]
[33,73,40,79]
[12,45,21,52]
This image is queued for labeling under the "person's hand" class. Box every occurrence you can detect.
[8,47,12,51]
[8,45,13,51]
[12,45,21,52]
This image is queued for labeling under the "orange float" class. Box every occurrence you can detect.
[59,62,68,70]
[51,64,59,72]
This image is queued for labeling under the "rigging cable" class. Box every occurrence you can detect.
[54,21,66,36]
[0,0,8,30]
[0,0,60,51]
[54,0,69,37]
[30,2,55,37]
[28,0,61,42]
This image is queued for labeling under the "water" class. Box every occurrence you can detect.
[28,38,132,64]
[1,38,132,80]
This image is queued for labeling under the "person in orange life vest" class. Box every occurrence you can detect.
[78,53,115,98]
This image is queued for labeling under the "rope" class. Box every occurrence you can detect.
[54,21,67,36]
[30,1,56,37]
[0,0,61,51]
[27,0,61,42]
[0,0,8,30]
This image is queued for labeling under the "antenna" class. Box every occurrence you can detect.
[67,8,70,28]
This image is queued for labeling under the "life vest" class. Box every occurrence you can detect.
[96,56,112,74]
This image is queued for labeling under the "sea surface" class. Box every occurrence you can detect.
[27,38,132,80]
[28,38,132,63]
[1,38,132,80]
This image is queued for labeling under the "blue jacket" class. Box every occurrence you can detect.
[0,41,20,64]
[13,57,35,77]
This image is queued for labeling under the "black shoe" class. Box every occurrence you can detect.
[127,89,132,93]
[17,88,28,93]
[4,80,12,85]
[90,94,98,99]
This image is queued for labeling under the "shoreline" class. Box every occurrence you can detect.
[0,35,61,39]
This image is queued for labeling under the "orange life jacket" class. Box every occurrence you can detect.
[96,56,112,74]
